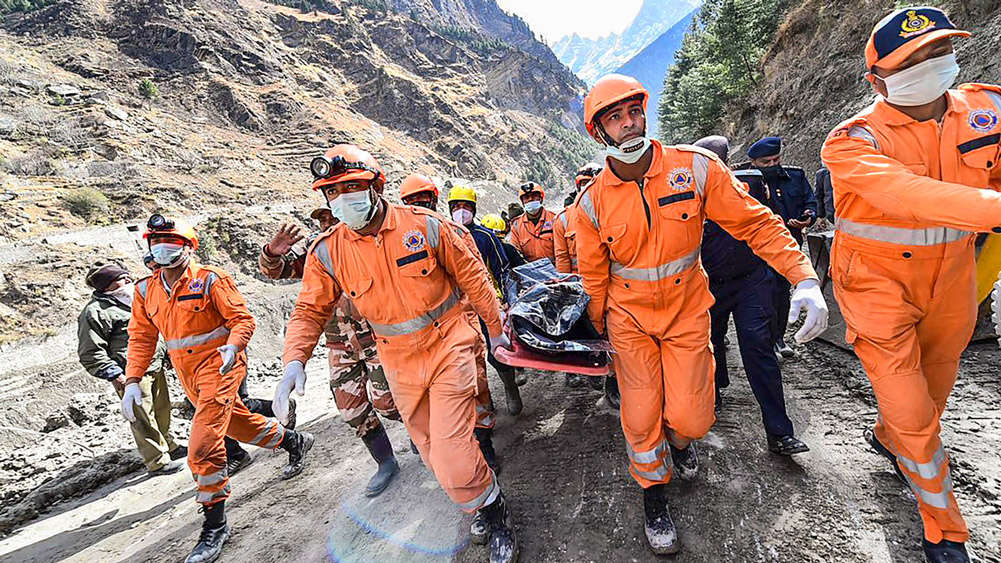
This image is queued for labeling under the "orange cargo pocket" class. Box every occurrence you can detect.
[960,142,1000,173]
[599,223,635,264]
[658,198,701,249]
[343,277,373,302]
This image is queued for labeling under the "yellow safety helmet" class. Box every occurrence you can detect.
[447,184,477,205]
[481,213,506,233]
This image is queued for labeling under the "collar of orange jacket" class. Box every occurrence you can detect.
[603,138,665,186]
[873,90,963,127]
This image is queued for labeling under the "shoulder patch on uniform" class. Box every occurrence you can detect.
[402,229,426,252]
[969,109,999,133]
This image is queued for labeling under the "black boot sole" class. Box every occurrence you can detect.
[769,444,810,456]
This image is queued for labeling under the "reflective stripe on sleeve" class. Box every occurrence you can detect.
[692,153,709,197]
[836,218,971,246]
[848,125,880,150]
[578,190,599,230]
[164,325,231,351]
[610,247,700,282]
[313,239,336,278]
[368,289,461,337]
[426,215,441,250]
[137,279,148,300]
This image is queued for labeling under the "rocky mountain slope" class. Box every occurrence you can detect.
[723,0,1001,170]
[552,0,699,85]
[0,0,593,344]
[615,7,697,138]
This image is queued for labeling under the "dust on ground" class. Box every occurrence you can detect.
[1,322,999,563]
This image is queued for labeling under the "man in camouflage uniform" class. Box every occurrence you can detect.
[259,208,401,496]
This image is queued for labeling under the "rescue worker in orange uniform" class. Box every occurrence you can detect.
[124,214,314,563]
[509,182,556,263]
[274,145,519,563]
[573,75,828,555]
[399,173,511,472]
[821,8,1001,562]
[259,208,402,497]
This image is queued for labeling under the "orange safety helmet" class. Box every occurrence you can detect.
[584,74,649,142]
[519,181,545,202]
[310,144,386,193]
[142,214,199,250]
[399,173,438,200]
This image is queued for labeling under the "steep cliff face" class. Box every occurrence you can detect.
[724,0,1001,170]
[552,0,699,85]
[0,0,592,342]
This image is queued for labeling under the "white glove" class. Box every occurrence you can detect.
[120,382,142,423]
[788,279,829,343]
[490,332,513,356]
[217,344,239,375]
[274,360,306,425]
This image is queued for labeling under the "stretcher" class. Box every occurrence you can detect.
[496,259,614,376]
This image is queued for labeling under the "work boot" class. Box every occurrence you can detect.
[186,502,229,563]
[776,339,796,359]
[642,484,679,555]
[864,429,906,483]
[474,427,501,474]
[169,445,188,461]
[470,510,489,545]
[670,443,699,481]
[285,397,297,431]
[498,369,523,416]
[603,376,620,409]
[922,539,970,563]
[361,425,400,497]
[480,491,519,563]
[768,435,810,456]
[225,447,254,477]
[714,388,724,414]
[514,372,528,386]
[148,458,185,476]
[565,373,585,388]
[410,439,420,454]
[280,430,314,480]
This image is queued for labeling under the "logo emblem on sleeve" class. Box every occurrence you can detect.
[669,168,694,192]
[969,109,998,133]
[188,278,205,293]
[899,10,935,38]
[403,230,426,252]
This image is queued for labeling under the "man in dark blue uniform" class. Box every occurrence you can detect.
[737,136,818,359]
[695,136,809,456]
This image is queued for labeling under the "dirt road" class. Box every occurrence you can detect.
[1,333,999,562]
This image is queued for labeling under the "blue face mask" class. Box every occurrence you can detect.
[524,201,543,215]
[328,190,376,230]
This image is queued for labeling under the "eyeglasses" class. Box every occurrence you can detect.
[310,155,381,181]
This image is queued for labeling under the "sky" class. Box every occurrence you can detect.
[495,0,644,44]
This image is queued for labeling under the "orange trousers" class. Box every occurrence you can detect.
[375,309,498,512]
[177,358,285,506]
[833,235,974,544]
[606,266,716,489]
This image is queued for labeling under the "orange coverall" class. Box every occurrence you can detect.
[127,262,284,505]
[573,140,816,488]
[553,207,578,274]
[821,84,1001,544]
[283,202,505,512]
[510,208,557,263]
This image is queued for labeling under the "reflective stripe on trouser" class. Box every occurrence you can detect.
[375,311,495,512]
[607,269,716,489]
[165,325,231,351]
[832,239,974,543]
[184,367,286,506]
[328,352,400,439]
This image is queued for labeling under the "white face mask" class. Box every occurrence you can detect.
[605,135,652,164]
[452,208,473,226]
[108,283,135,306]
[328,190,376,231]
[524,201,543,215]
[879,53,959,107]
[150,243,189,268]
